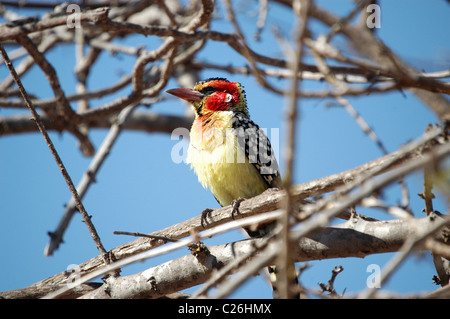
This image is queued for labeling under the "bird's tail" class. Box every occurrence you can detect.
[267,264,300,299]
[244,221,300,299]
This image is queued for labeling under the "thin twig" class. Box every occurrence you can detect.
[254,0,268,41]
[0,43,110,265]
[113,231,178,243]
[44,103,139,256]
[15,34,95,156]
[0,34,58,91]
[325,0,371,42]
[223,0,284,95]
[334,96,411,211]
[277,0,310,299]
[336,97,389,154]
[15,36,77,122]
[318,265,345,298]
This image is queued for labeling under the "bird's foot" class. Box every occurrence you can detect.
[200,208,213,228]
[231,197,245,220]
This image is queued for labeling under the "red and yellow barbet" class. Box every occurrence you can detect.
[167,78,299,298]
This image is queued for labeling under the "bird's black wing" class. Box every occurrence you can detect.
[232,112,282,188]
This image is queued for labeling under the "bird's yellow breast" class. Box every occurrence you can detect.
[187,112,267,207]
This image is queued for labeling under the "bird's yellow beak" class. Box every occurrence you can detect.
[166,88,204,103]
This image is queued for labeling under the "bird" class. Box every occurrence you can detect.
[166,77,299,298]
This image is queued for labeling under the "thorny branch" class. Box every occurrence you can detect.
[1,0,450,299]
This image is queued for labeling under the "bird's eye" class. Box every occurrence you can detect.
[224,93,233,103]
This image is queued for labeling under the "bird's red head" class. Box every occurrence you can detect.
[166,78,248,116]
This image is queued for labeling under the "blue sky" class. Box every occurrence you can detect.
[0,1,449,298]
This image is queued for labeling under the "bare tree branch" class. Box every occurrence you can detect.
[0,43,110,265]
[44,103,140,257]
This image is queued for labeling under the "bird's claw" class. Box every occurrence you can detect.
[231,197,245,220]
[200,208,213,228]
